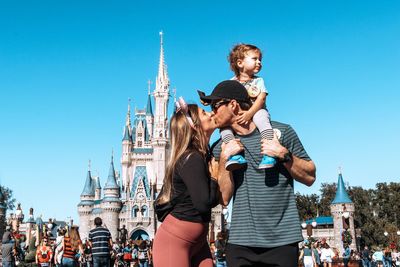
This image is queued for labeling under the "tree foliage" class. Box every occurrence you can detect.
[0,185,16,211]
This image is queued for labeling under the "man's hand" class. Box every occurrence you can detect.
[221,139,244,161]
[261,133,316,186]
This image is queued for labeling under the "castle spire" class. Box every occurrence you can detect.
[123,99,132,142]
[156,31,169,89]
[146,83,153,116]
[331,168,352,204]
[81,162,95,196]
[104,152,119,189]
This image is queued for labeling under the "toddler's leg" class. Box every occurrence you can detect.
[253,109,276,169]
[220,128,247,171]
[253,109,273,140]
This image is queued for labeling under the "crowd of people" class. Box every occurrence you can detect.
[0,218,153,267]
[298,239,400,267]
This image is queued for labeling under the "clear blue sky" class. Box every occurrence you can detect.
[0,0,399,222]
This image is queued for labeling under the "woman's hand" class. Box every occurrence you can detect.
[208,157,219,180]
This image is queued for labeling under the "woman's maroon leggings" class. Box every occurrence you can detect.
[152,214,213,267]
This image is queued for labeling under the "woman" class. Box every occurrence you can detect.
[35,237,53,267]
[61,226,83,267]
[320,243,335,267]
[152,99,240,267]
[299,240,315,267]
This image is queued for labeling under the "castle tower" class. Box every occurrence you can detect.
[78,166,95,240]
[121,100,133,194]
[145,91,154,140]
[330,169,356,255]
[152,31,170,191]
[102,154,122,241]
[93,176,102,201]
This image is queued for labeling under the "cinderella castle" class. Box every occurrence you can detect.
[77,33,224,242]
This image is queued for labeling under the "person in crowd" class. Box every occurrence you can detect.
[215,232,227,267]
[54,227,66,267]
[209,242,216,266]
[199,80,316,266]
[392,248,400,267]
[88,217,113,267]
[137,241,151,267]
[343,243,351,267]
[82,239,92,267]
[373,247,384,267]
[122,241,133,266]
[362,245,371,267]
[312,241,321,267]
[383,247,392,267]
[2,229,16,267]
[36,237,53,267]
[61,226,83,267]
[118,225,128,247]
[320,243,334,267]
[152,99,240,267]
[299,240,315,267]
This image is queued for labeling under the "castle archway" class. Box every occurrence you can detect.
[130,229,149,241]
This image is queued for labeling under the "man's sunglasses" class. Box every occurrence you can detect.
[211,99,231,111]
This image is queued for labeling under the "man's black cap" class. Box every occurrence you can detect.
[198,80,250,105]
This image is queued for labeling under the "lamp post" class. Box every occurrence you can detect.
[302,219,317,240]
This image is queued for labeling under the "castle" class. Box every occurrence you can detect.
[301,170,357,256]
[77,33,223,242]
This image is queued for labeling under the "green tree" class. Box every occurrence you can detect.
[319,183,337,216]
[296,193,320,221]
[0,185,16,210]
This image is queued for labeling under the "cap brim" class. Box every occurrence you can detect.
[197,90,222,105]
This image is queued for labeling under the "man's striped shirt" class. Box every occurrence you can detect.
[212,121,311,248]
[88,226,111,257]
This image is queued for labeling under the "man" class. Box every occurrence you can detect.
[343,243,351,267]
[362,246,371,267]
[88,217,112,267]
[198,80,316,266]
[2,230,16,267]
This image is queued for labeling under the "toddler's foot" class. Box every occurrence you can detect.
[258,155,276,169]
[225,155,247,171]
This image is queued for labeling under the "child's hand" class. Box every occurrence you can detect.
[237,111,252,125]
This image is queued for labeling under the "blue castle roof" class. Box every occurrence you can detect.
[104,156,119,190]
[122,125,132,142]
[81,170,95,196]
[331,172,353,204]
[146,94,153,116]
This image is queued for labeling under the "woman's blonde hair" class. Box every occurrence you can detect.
[156,104,209,204]
[66,226,82,251]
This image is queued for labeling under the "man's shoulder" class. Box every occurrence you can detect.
[271,120,290,129]
[90,226,110,233]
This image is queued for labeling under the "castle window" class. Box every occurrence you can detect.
[141,205,148,217]
[132,205,139,217]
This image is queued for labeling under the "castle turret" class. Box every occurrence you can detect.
[93,176,102,201]
[78,165,95,240]
[330,169,356,255]
[145,89,154,139]
[122,100,133,195]
[102,154,122,241]
[152,31,170,191]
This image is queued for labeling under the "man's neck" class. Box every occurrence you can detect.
[231,121,256,135]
